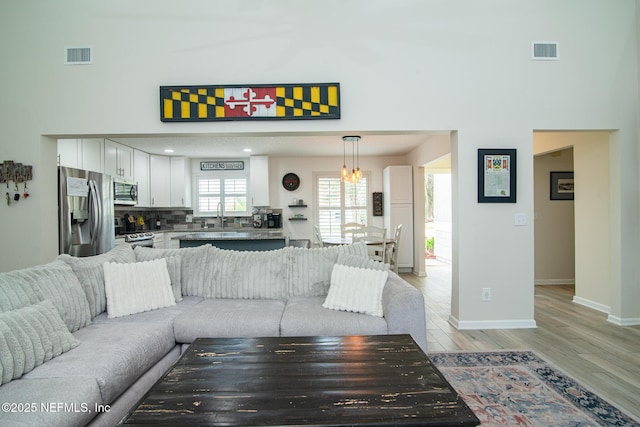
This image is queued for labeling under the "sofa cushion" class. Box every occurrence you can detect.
[281,296,388,337]
[0,300,80,385]
[103,258,176,318]
[288,242,369,296]
[24,319,175,404]
[92,296,204,327]
[323,264,388,317]
[58,244,136,318]
[173,299,286,343]
[336,252,389,271]
[134,245,209,300]
[198,247,289,300]
[0,376,101,427]
[0,260,91,332]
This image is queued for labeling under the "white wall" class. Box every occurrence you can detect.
[1,0,639,325]
[574,135,611,311]
[268,155,406,241]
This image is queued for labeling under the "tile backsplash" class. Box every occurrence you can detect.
[114,208,281,234]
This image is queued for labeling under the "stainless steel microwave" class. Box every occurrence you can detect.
[113,179,138,205]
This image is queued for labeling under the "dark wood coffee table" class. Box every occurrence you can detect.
[121,335,479,426]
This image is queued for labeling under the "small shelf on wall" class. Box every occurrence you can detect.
[288,205,307,208]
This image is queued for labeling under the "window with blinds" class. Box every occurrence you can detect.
[197,176,248,216]
[316,174,369,238]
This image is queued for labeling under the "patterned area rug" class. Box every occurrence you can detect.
[430,351,639,427]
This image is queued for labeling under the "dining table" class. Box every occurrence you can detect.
[323,236,395,262]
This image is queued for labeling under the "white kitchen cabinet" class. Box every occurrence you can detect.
[149,154,171,207]
[250,155,270,207]
[383,165,414,270]
[153,233,165,249]
[170,156,191,207]
[133,149,150,207]
[165,232,182,249]
[57,139,81,169]
[105,139,133,181]
[57,138,104,173]
[81,139,104,173]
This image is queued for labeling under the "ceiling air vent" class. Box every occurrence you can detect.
[64,46,93,65]
[532,42,558,60]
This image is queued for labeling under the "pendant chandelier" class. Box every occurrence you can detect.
[340,136,363,183]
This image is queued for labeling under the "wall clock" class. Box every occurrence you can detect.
[282,173,300,191]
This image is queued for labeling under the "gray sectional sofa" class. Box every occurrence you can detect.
[0,242,426,427]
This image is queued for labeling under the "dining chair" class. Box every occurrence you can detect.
[386,224,403,273]
[314,224,324,247]
[341,222,364,238]
[352,226,387,262]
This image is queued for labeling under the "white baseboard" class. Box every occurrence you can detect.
[535,279,575,285]
[572,296,610,314]
[449,315,537,330]
[607,315,640,326]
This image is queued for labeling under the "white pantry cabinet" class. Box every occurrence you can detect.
[383,165,414,270]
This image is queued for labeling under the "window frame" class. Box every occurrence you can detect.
[193,170,250,217]
[313,171,371,239]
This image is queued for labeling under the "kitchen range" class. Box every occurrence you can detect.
[123,232,155,247]
[115,214,156,247]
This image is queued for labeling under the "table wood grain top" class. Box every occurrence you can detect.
[121,335,479,426]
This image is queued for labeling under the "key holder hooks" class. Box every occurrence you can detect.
[1,161,34,206]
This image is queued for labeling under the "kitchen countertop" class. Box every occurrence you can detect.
[171,230,289,241]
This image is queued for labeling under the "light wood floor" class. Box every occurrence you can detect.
[400,261,640,422]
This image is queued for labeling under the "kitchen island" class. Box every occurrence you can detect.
[172,230,289,251]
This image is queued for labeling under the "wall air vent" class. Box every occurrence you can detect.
[64,46,93,64]
[532,42,559,60]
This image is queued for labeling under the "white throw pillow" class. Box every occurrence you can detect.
[103,258,176,319]
[323,264,389,317]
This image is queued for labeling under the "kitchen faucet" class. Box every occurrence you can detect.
[216,201,224,229]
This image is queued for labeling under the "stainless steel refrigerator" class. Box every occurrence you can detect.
[58,166,115,256]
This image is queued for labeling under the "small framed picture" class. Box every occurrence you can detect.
[372,192,383,216]
[550,171,574,200]
[477,149,517,203]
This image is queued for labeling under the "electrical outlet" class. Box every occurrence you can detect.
[482,287,492,302]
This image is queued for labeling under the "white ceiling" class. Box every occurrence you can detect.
[108,131,448,158]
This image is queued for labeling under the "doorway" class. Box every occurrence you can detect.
[532,131,612,314]
[424,156,452,268]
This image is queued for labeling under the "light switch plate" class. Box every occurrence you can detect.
[514,213,527,226]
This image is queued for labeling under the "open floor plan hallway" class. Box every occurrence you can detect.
[401,263,640,421]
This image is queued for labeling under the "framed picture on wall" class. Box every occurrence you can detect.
[372,192,383,216]
[550,171,574,200]
[477,149,517,203]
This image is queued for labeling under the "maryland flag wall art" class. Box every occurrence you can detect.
[160,83,340,122]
